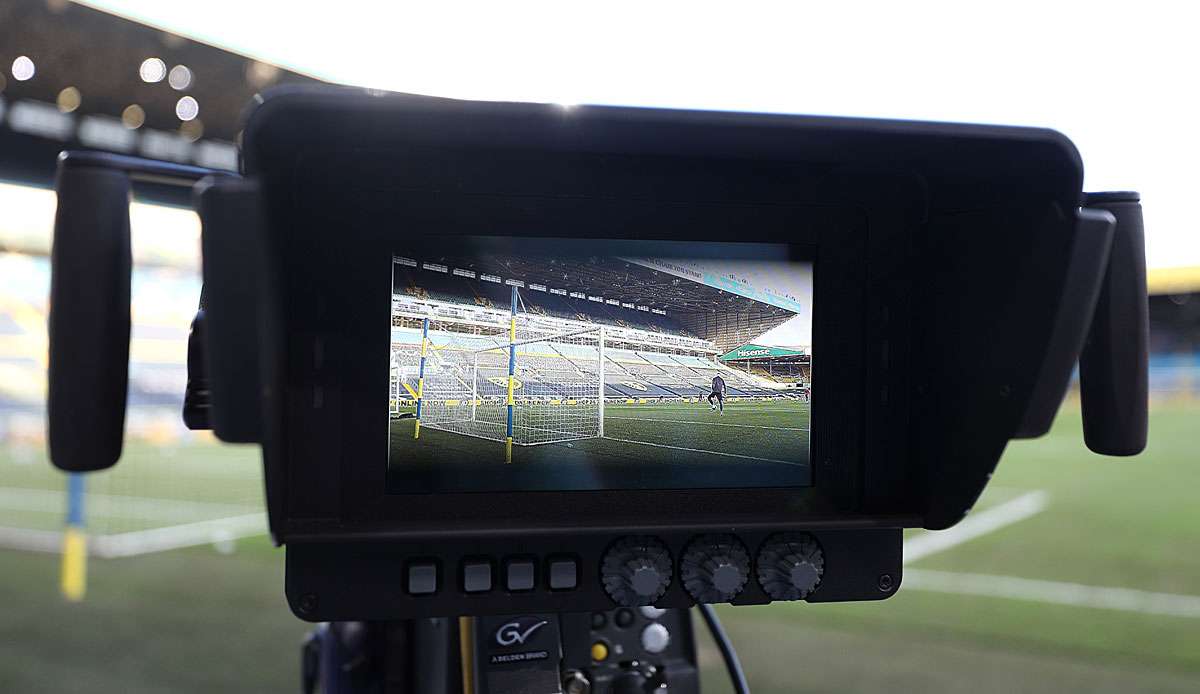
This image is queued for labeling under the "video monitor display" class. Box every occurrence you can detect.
[386,238,812,494]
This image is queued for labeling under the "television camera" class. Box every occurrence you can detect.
[46,86,1147,693]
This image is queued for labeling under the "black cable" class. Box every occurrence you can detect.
[697,603,750,694]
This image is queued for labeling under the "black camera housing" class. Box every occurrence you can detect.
[48,86,1147,622]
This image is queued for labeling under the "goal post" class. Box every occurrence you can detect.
[597,324,605,437]
[413,317,429,439]
[407,293,606,455]
[506,285,517,463]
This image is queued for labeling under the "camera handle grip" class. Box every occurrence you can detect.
[1079,192,1149,456]
[47,151,236,472]
[47,163,132,472]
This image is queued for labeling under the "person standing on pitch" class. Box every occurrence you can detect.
[708,374,726,413]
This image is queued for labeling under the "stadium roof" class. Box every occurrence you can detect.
[422,252,797,318]
[0,0,317,192]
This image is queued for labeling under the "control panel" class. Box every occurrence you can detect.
[560,608,698,694]
[286,527,900,621]
[468,608,699,694]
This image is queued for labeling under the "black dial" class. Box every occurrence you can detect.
[680,534,751,603]
[756,532,824,601]
[601,536,673,606]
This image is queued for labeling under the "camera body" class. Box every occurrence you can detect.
[47,86,1148,623]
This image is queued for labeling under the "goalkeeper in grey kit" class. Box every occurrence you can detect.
[708,374,726,413]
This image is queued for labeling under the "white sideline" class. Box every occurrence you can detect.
[903,490,1050,565]
[92,513,266,558]
[604,415,808,431]
[0,525,61,553]
[903,569,1200,619]
[0,513,267,558]
[601,436,808,466]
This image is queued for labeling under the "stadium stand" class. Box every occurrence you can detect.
[1146,291,1200,401]
[392,260,744,339]
[0,252,198,446]
[390,323,784,406]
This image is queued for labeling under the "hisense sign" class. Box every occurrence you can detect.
[719,343,809,361]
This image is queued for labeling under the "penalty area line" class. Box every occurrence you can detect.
[600,436,808,466]
[903,569,1200,619]
[904,490,1049,565]
[604,415,807,431]
[901,490,1200,618]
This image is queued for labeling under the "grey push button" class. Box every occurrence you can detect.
[506,558,536,591]
[548,558,578,590]
[463,560,493,593]
[407,561,438,595]
[640,622,670,654]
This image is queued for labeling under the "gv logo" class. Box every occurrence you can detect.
[495,617,548,647]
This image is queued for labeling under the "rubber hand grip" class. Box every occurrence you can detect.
[1079,193,1149,456]
[47,166,132,472]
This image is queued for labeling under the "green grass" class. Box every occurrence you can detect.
[389,398,811,492]
[913,405,1200,594]
[0,537,297,694]
[696,402,1200,692]
[0,436,263,533]
[0,402,1197,692]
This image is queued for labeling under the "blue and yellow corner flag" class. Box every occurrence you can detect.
[60,472,87,602]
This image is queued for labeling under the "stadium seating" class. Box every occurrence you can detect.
[0,253,195,414]
[386,261,797,403]
[390,323,786,403]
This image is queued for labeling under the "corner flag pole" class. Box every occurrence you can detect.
[414,317,428,439]
[60,472,87,601]
[506,286,517,463]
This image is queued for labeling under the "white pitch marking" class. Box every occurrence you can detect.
[0,513,267,558]
[899,489,1200,619]
[600,436,807,466]
[903,569,1200,619]
[604,415,807,431]
[904,490,1049,565]
[0,525,61,553]
[92,512,266,558]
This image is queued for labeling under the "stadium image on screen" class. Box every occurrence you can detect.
[386,238,812,494]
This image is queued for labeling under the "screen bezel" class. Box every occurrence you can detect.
[277,189,871,535]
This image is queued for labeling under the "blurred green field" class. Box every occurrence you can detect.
[1,403,1197,693]
[0,434,262,535]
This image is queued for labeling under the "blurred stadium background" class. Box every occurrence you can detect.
[2,2,1198,692]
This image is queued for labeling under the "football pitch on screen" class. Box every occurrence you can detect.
[388,399,811,492]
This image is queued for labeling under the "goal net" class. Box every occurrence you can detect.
[413,320,606,450]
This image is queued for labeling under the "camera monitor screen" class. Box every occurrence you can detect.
[386,238,812,494]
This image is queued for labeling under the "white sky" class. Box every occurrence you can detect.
[79,1,1200,271]
[757,315,808,349]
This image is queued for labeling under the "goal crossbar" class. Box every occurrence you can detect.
[410,286,606,459]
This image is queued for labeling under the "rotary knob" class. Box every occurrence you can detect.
[680,534,751,603]
[601,536,673,606]
[756,532,824,601]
